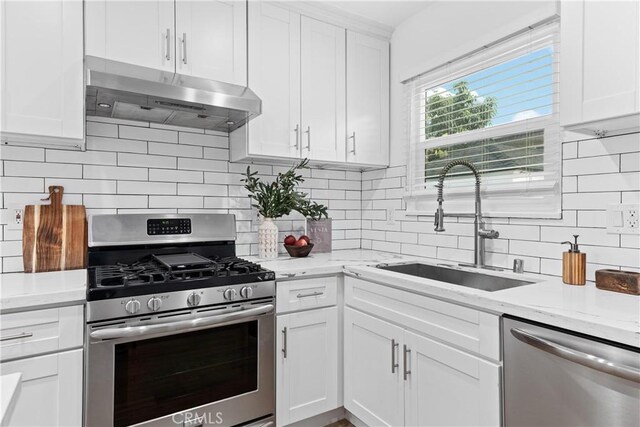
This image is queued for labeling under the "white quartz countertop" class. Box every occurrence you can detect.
[0,373,21,426]
[253,250,640,348]
[0,269,86,313]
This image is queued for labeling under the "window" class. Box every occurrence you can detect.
[405,21,561,218]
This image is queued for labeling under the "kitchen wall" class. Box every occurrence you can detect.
[362,131,640,278]
[0,117,362,273]
[388,0,558,167]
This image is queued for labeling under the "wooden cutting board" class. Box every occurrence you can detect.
[22,186,87,273]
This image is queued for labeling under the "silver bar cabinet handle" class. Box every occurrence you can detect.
[403,345,411,380]
[0,332,33,342]
[511,328,640,383]
[294,124,300,150]
[305,126,311,151]
[391,339,399,373]
[348,131,356,154]
[182,32,187,64]
[165,28,171,60]
[296,291,323,299]
[282,327,288,358]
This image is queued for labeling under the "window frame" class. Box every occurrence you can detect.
[405,22,561,219]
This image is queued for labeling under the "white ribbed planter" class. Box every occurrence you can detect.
[258,218,279,259]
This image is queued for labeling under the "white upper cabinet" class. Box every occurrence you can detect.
[85,0,175,72]
[561,0,640,136]
[0,0,84,147]
[346,31,389,166]
[175,0,247,85]
[233,2,301,160]
[301,16,347,163]
[85,0,247,85]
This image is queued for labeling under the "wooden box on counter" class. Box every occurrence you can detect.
[595,269,640,295]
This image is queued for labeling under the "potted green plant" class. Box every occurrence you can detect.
[242,159,328,259]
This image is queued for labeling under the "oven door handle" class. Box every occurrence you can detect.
[89,304,274,341]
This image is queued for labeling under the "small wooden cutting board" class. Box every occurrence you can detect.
[22,186,87,273]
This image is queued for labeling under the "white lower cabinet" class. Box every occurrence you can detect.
[344,307,404,427]
[404,330,501,427]
[277,306,339,426]
[0,348,83,426]
[344,307,501,427]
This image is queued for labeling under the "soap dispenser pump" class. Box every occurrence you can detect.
[561,235,586,285]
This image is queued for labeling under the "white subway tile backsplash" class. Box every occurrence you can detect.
[621,152,640,172]
[178,158,227,172]
[149,196,204,209]
[119,125,178,143]
[179,132,228,148]
[578,172,640,192]
[203,147,229,161]
[86,121,118,138]
[84,165,148,181]
[119,153,176,169]
[0,146,45,162]
[178,183,227,197]
[45,178,116,194]
[118,181,176,195]
[83,194,148,209]
[0,177,44,193]
[563,155,619,176]
[86,136,148,153]
[578,133,640,157]
[6,161,82,178]
[46,149,117,165]
[149,142,203,158]
[149,169,203,183]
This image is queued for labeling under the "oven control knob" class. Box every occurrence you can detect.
[223,288,237,301]
[125,299,141,315]
[240,286,253,299]
[147,297,162,312]
[187,292,202,307]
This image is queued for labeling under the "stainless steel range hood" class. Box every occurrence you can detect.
[85,56,261,133]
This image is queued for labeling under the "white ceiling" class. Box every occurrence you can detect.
[323,1,433,29]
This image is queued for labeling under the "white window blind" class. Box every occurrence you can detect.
[405,21,561,218]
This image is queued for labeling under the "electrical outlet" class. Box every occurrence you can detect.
[4,206,25,230]
[386,208,395,225]
[607,204,640,234]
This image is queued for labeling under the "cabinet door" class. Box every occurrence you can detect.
[404,330,501,427]
[301,16,346,163]
[246,2,301,159]
[175,0,247,85]
[0,349,83,426]
[277,308,339,426]
[85,0,174,72]
[344,308,404,427]
[0,0,83,145]
[561,1,640,126]
[346,31,389,166]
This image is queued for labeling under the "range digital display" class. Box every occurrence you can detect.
[147,218,192,235]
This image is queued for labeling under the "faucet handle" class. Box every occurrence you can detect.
[479,228,499,239]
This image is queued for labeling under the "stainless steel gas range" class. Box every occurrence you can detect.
[84,214,276,427]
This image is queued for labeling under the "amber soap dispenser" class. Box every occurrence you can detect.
[561,235,586,285]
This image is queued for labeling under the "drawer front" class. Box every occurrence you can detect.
[345,276,500,361]
[0,305,84,361]
[276,276,338,313]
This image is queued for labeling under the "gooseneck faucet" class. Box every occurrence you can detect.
[434,160,500,269]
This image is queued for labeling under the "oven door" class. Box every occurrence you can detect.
[86,302,275,427]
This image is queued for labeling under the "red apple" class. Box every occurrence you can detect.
[294,238,308,247]
[299,235,311,244]
[284,235,296,246]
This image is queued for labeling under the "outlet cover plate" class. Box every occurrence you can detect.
[607,204,640,234]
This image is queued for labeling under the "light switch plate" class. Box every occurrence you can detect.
[3,205,25,230]
[607,204,639,234]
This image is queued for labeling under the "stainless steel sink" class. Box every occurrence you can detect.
[377,263,534,292]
